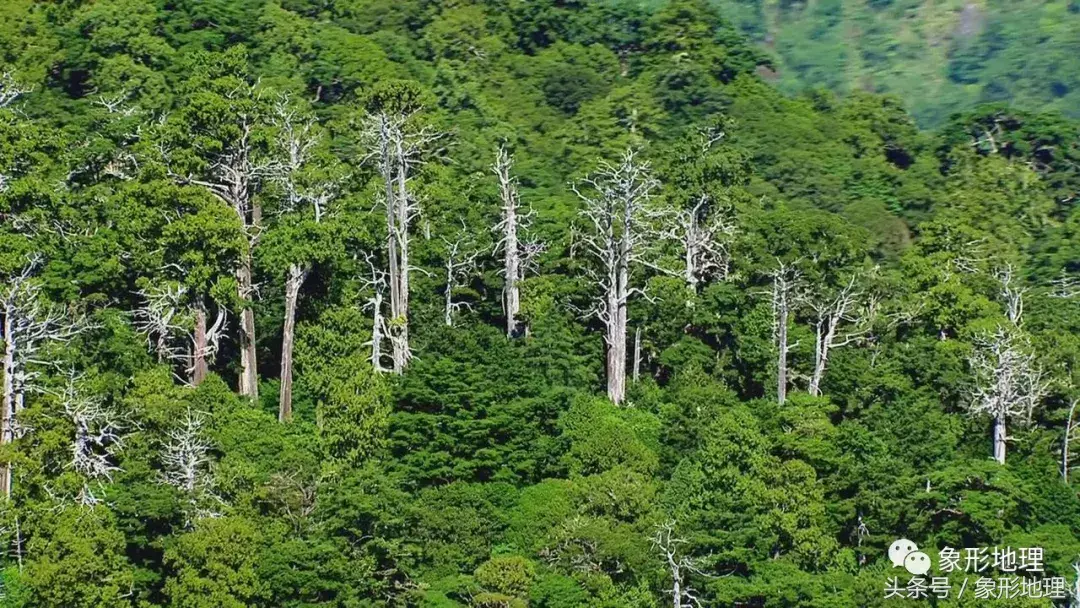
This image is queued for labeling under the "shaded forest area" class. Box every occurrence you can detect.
[1,0,1080,606]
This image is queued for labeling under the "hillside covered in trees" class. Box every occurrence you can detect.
[1,0,1080,606]
[711,0,1080,127]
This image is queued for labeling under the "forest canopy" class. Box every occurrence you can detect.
[708,0,1080,127]
[0,1,1079,607]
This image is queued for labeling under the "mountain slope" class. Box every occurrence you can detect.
[713,0,1080,126]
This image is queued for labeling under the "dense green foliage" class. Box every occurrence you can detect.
[0,1,1079,607]
[707,0,1080,127]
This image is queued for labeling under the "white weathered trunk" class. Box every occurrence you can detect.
[633,326,642,383]
[495,147,522,336]
[1064,400,1078,482]
[224,128,262,400]
[968,326,1046,465]
[613,227,631,404]
[994,412,1007,465]
[279,263,307,422]
[807,275,866,397]
[607,306,627,404]
[809,316,836,397]
[575,150,657,406]
[671,194,735,292]
[1,316,15,499]
[504,224,520,336]
[444,261,455,328]
[777,299,789,405]
[684,222,698,292]
[604,227,625,405]
[370,291,386,373]
[236,262,258,399]
[374,115,413,374]
[192,307,208,386]
[393,131,412,372]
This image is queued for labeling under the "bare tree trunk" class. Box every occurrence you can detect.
[362,111,441,372]
[495,146,521,337]
[1063,399,1078,482]
[684,221,697,292]
[192,307,208,386]
[608,310,627,404]
[994,412,1007,465]
[809,320,825,397]
[771,263,801,406]
[442,230,479,328]
[633,326,642,383]
[777,300,789,406]
[391,134,412,373]
[0,260,84,498]
[370,291,386,372]
[608,219,633,404]
[651,521,703,608]
[375,116,411,374]
[967,326,1047,465]
[237,262,258,399]
[808,275,869,397]
[504,225,520,336]
[188,303,226,388]
[574,149,657,406]
[359,254,389,374]
[226,124,261,399]
[444,273,454,327]
[668,194,736,292]
[279,263,307,422]
[1,317,14,499]
[383,179,405,372]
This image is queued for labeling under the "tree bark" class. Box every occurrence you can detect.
[575,149,656,406]
[605,235,627,404]
[994,412,1007,465]
[444,272,454,328]
[809,318,830,397]
[192,307,208,386]
[771,265,799,406]
[684,222,698,292]
[608,257,630,403]
[777,300,789,405]
[370,291,385,372]
[1,315,15,499]
[633,326,642,383]
[495,146,521,337]
[391,132,411,373]
[807,276,865,397]
[375,115,412,374]
[279,263,307,422]
[237,262,258,399]
[1064,401,1077,482]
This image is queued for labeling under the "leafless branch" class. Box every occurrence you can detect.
[52,370,125,506]
[806,272,875,396]
[1051,270,1080,300]
[573,147,660,404]
[0,71,31,108]
[358,108,445,373]
[161,408,220,523]
[651,520,718,608]
[967,326,1049,463]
